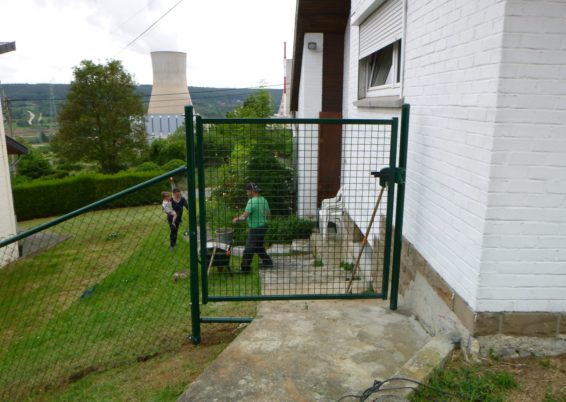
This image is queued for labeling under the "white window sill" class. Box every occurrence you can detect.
[354,96,404,108]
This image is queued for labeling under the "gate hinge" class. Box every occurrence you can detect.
[371,167,406,187]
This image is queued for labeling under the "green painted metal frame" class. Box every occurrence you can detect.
[390,104,410,310]
[187,110,410,328]
[382,117,398,298]
[195,115,209,305]
[184,106,201,344]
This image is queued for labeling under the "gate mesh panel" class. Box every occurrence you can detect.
[200,120,393,300]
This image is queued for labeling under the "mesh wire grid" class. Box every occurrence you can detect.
[199,120,394,300]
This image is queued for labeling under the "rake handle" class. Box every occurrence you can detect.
[346,186,386,293]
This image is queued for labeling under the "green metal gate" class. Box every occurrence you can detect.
[185,105,410,343]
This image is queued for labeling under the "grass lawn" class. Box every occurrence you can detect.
[0,205,257,401]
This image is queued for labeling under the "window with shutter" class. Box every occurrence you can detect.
[357,0,404,101]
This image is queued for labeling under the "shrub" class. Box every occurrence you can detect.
[149,133,186,165]
[161,159,186,172]
[58,162,84,172]
[265,216,315,245]
[12,172,170,220]
[133,161,162,172]
[16,150,53,179]
[206,197,313,247]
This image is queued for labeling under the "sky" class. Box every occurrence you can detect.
[0,0,297,88]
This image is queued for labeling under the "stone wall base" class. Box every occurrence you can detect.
[398,237,566,338]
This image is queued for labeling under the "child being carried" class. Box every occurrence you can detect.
[161,191,177,228]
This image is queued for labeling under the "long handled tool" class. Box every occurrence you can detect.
[207,245,217,276]
[346,186,386,294]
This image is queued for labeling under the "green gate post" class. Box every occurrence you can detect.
[185,105,201,344]
[390,104,410,310]
[382,118,398,298]
[195,115,209,303]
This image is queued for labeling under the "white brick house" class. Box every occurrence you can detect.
[291,0,566,337]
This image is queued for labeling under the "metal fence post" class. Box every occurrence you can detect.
[185,105,201,344]
[196,115,209,304]
[390,104,410,310]
[382,118,398,298]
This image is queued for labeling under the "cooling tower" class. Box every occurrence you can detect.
[148,51,192,115]
[146,51,192,139]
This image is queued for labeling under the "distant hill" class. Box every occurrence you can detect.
[1,83,283,138]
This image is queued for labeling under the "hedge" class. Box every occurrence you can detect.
[12,171,169,221]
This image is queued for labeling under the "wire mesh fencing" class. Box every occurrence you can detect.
[198,118,396,301]
[0,170,193,401]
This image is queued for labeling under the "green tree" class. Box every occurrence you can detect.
[52,60,147,173]
[226,89,273,118]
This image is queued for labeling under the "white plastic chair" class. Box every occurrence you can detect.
[319,188,343,239]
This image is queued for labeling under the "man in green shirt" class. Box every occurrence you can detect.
[232,183,274,273]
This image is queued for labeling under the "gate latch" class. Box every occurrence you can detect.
[371,167,406,187]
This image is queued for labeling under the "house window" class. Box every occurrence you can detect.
[357,0,403,101]
[367,40,401,89]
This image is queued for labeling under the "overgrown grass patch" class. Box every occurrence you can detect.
[411,361,517,401]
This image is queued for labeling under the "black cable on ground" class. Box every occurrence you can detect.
[337,376,468,402]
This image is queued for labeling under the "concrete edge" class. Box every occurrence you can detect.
[379,333,456,399]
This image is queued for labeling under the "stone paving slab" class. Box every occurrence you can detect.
[178,300,436,402]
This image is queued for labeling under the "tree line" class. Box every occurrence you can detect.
[13,59,281,177]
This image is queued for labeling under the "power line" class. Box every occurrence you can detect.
[118,0,185,54]
[4,85,284,103]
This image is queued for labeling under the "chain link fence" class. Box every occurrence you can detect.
[0,169,193,400]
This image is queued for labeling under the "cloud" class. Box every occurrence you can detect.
[1,0,296,87]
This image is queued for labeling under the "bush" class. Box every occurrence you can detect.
[161,159,185,172]
[12,172,170,220]
[17,150,53,179]
[133,161,162,172]
[265,216,315,245]
[11,175,32,185]
[206,197,313,247]
[149,134,186,166]
[58,162,84,172]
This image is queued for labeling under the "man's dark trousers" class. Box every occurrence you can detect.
[241,226,272,272]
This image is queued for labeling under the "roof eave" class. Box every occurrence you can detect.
[290,0,350,112]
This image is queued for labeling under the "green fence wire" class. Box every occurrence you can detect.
[0,168,193,401]
[196,117,397,303]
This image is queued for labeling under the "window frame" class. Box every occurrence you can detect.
[358,40,402,99]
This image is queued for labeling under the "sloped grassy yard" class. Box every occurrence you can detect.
[0,206,256,401]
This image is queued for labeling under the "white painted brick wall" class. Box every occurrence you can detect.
[345,0,508,309]
[479,0,566,312]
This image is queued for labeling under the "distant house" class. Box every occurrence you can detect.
[291,0,566,338]
[1,41,26,267]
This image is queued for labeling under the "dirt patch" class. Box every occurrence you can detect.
[490,354,566,401]
[444,350,566,401]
